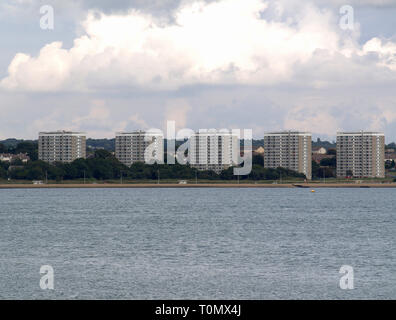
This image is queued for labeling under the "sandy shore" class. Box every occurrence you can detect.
[1,183,396,189]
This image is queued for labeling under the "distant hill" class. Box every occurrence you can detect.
[0,138,36,148]
[386,142,396,150]
[86,138,115,151]
[312,138,336,149]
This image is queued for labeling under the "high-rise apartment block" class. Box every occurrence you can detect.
[337,131,385,178]
[264,131,312,179]
[115,131,164,166]
[189,130,239,173]
[38,131,86,163]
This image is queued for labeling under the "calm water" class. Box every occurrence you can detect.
[0,188,394,299]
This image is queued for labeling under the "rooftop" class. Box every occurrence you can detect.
[337,131,384,136]
[264,131,311,136]
[39,130,86,136]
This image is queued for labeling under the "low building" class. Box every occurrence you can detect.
[0,153,30,163]
[312,146,327,154]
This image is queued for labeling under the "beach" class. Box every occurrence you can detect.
[1,183,396,188]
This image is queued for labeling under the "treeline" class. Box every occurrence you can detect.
[0,141,38,161]
[86,138,115,151]
[0,150,306,181]
[312,157,337,179]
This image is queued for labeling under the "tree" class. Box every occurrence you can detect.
[312,160,320,179]
[252,154,264,166]
[320,157,336,168]
[327,148,336,155]
[0,143,7,153]
[14,141,38,161]
[318,167,335,178]
[386,142,396,150]
[385,160,395,169]
[93,149,113,160]
[26,167,44,180]
[0,166,8,179]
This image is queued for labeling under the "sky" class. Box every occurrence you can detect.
[0,0,396,141]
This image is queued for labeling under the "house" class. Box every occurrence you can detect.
[0,154,11,162]
[0,153,30,163]
[312,147,327,155]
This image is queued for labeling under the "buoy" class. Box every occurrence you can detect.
[311,189,315,193]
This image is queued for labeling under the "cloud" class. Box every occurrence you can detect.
[164,99,191,130]
[317,0,396,7]
[129,113,150,129]
[361,37,396,70]
[284,105,339,135]
[72,100,110,126]
[1,0,396,141]
[1,0,395,93]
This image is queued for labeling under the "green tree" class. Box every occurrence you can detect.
[385,160,395,169]
[0,143,8,153]
[0,166,8,179]
[327,148,336,155]
[26,167,45,180]
[320,157,336,168]
[312,160,320,179]
[252,154,264,166]
[318,167,335,178]
[14,141,38,161]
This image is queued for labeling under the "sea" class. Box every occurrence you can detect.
[0,188,394,299]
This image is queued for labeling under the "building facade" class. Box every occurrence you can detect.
[264,131,312,179]
[337,131,385,178]
[38,131,86,163]
[189,130,239,173]
[115,131,164,166]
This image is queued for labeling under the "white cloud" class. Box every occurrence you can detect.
[2,0,395,93]
[1,0,396,141]
[361,37,396,70]
[317,0,396,6]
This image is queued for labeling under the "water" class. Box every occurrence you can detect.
[0,188,394,299]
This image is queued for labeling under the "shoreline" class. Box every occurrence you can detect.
[1,183,396,189]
